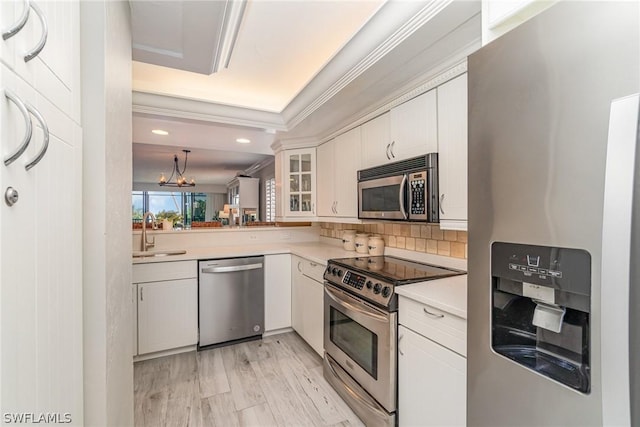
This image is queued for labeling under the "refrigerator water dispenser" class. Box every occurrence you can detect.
[491,242,591,393]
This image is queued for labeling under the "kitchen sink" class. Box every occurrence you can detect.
[132,249,187,258]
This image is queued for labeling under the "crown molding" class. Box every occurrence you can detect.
[243,157,275,176]
[270,137,320,153]
[132,91,287,131]
[316,37,480,145]
[281,0,454,130]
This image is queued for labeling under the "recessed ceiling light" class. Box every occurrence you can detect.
[236,138,251,144]
[152,129,169,135]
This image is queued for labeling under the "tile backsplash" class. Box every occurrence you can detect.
[319,222,467,259]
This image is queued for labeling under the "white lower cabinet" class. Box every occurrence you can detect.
[398,325,466,427]
[133,260,198,356]
[137,278,198,355]
[264,254,292,331]
[291,255,325,356]
[398,292,467,427]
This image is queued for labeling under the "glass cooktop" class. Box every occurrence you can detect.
[329,255,465,285]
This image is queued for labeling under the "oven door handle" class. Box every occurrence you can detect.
[325,355,390,420]
[399,174,408,220]
[325,285,388,322]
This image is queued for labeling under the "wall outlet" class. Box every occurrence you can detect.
[249,234,257,240]
[281,232,291,240]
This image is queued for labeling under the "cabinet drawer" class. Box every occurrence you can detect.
[399,296,467,356]
[133,260,197,283]
[301,258,326,283]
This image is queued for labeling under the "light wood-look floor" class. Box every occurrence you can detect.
[134,332,365,427]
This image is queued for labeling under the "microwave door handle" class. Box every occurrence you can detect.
[399,174,408,220]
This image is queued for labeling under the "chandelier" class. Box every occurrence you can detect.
[159,149,196,187]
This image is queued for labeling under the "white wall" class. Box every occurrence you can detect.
[81,2,134,425]
[207,193,227,219]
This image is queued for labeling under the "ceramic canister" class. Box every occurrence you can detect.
[342,229,357,251]
[354,233,370,254]
[368,235,385,256]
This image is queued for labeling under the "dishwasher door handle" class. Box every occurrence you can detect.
[201,263,263,274]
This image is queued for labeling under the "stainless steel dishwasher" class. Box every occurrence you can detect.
[198,256,264,349]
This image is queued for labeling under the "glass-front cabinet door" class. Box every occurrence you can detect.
[284,148,316,217]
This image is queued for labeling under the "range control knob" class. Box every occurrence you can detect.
[326,266,332,275]
[366,281,373,289]
[373,283,382,294]
[332,268,338,276]
[337,269,343,277]
[381,286,391,298]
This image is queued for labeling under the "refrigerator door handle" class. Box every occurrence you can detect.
[600,93,639,427]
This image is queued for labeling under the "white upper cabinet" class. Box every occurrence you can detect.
[1,0,81,122]
[360,90,438,169]
[316,140,335,217]
[317,127,361,218]
[227,176,260,222]
[0,0,17,68]
[334,127,361,217]
[276,148,317,219]
[390,89,438,161]
[437,73,468,230]
[361,112,390,169]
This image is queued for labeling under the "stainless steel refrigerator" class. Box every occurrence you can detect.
[467,2,639,426]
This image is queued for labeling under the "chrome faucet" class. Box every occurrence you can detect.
[141,211,156,251]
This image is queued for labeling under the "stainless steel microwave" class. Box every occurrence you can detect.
[357,153,439,222]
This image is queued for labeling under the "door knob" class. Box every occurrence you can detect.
[5,187,19,206]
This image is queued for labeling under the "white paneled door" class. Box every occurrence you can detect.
[1,1,82,421]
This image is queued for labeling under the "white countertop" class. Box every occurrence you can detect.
[132,242,360,266]
[395,274,468,319]
[134,240,468,319]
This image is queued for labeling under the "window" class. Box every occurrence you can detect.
[132,191,145,222]
[193,193,207,222]
[132,191,208,228]
[265,177,276,222]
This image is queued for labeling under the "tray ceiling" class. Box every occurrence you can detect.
[130,1,482,186]
[132,0,384,112]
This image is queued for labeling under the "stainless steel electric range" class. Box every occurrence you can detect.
[322,255,465,427]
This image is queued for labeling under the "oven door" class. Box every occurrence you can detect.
[358,174,408,220]
[323,283,396,411]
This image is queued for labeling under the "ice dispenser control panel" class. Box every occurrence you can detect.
[492,242,591,299]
